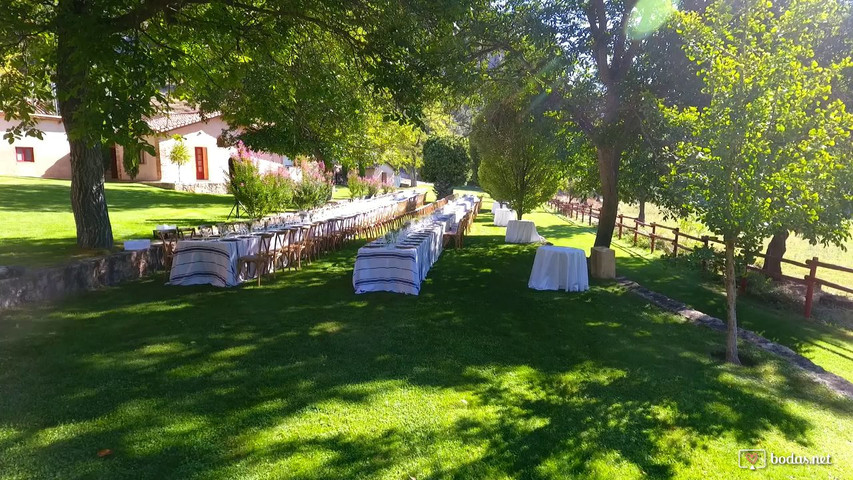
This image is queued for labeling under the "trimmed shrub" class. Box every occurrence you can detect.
[293,159,333,210]
[421,136,470,199]
[228,142,294,219]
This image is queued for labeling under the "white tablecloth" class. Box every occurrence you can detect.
[124,239,151,251]
[528,246,589,292]
[493,208,517,227]
[353,222,445,295]
[169,236,260,287]
[505,219,541,243]
[352,196,474,295]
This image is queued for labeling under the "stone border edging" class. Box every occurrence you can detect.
[0,247,163,311]
[616,277,853,400]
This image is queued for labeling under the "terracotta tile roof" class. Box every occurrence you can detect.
[145,111,221,133]
[32,101,60,116]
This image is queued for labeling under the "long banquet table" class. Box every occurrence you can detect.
[352,196,474,295]
[169,191,423,287]
[169,235,261,287]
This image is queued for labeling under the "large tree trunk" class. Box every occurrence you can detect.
[67,140,114,249]
[762,229,789,280]
[409,158,418,187]
[594,145,620,247]
[723,235,741,365]
[638,199,646,224]
[56,22,114,250]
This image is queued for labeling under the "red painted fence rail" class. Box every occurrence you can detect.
[547,199,853,318]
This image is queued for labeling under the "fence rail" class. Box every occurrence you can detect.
[548,198,852,318]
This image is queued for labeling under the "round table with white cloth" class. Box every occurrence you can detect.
[505,219,542,244]
[528,246,589,292]
[493,207,517,227]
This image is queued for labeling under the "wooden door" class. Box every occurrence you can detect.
[195,147,208,180]
[109,147,119,179]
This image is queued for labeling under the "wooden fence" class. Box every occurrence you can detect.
[547,199,853,318]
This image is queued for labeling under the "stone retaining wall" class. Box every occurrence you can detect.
[142,182,230,194]
[0,247,163,310]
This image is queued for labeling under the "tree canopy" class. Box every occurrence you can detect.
[663,0,853,364]
[471,94,563,219]
[421,136,471,199]
[0,0,482,248]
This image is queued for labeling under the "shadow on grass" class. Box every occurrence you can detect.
[1,228,850,479]
[534,212,853,384]
[0,236,117,267]
[616,253,853,379]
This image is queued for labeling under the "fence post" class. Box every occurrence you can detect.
[672,228,679,257]
[650,222,657,253]
[700,235,710,270]
[588,207,593,225]
[617,214,623,239]
[633,219,639,246]
[803,257,819,318]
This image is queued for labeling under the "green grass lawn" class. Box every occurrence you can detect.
[0,176,235,266]
[546,208,853,385]
[1,200,851,479]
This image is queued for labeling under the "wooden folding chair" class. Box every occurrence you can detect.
[238,233,275,286]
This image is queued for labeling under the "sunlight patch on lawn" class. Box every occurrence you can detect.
[222,381,492,479]
[210,344,258,359]
[309,321,345,336]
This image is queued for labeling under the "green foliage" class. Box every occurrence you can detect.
[556,127,599,201]
[468,143,481,186]
[347,171,367,198]
[665,0,853,250]
[421,136,471,198]
[266,171,295,214]
[365,177,380,198]
[167,135,191,183]
[292,159,333,211]
[121,144,142,180]
[672,246,725,275]
[228,143,293,220]
[176,3,475,167]
[471,95,563,219]
[664,0,853,363]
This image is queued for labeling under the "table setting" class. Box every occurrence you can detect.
[528,245,589,292]
[492,203,517,227]
[505,219,543,244]
[353,196,475,295]
[169,191,423,287]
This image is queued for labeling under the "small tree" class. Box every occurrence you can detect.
[471,96,563,220]
[421,136,470,199]
[167,134,191,183]
[666,0,853,364]
[347,171,367,198]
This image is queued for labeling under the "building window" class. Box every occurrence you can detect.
[138,149,146,165]
[15,147,34,163]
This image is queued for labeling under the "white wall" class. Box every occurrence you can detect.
[154,118,292,184]
[0,114,293,186]
[0,116,72,179]
[367,163,401,187]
